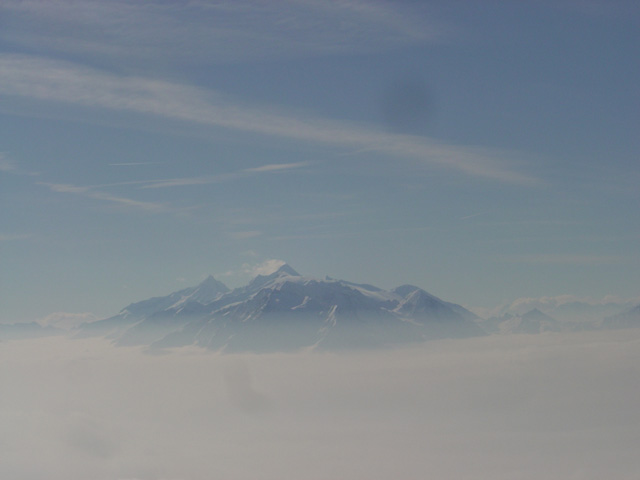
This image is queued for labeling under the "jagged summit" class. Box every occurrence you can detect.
[200,274,221,284]
[174,275,229,307]
[393,285,421,297]
[196,274,229,294]
[274,263,300,277]
[247,263,301,290]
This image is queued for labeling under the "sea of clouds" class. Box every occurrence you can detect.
[2,330,639,479]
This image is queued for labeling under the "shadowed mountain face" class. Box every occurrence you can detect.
[75,264,484,352]
[74,275,229,342]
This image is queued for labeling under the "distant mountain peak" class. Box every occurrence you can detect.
[603,304,640,329]
[73,266,485,352]
[495,308,560,335]
[274,263,300,276]
[393,285,421,298]
[248,263,300,290]
[520,308,557,322]
[198,274,229,291]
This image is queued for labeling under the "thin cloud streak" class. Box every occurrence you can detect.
[242,162,309,174]
[228,231,263,240]
[0,152,39,176]
[267,224,433,242]
[140,162,310,189]
[108,162,163,166]
[0,55,538,184]
[35,161,310,215]
[0,0,442,63]
[138,175,231,189]
[498,253,628,266]
[39,182,179,215]
[0,154,16,172]
[460,210,491,221]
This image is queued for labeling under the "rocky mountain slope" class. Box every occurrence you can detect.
[76,264,483,352]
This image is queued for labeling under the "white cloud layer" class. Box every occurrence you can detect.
[2,331,640,479]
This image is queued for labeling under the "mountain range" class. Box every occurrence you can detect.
[3,265,639,351]
[603,304,640,329]
[74,264,483,352]
[478,298,636,328]
[483,308,563,335]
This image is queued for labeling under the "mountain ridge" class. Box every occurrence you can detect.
[76,264,483,352]
[7,264,638,350]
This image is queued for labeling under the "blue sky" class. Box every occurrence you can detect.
[1,0,639,322]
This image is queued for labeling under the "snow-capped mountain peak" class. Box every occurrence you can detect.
[274,263,300,277]
[75,266,484,352]
[392,284,421,298]
[247,263,301,290]
[168,275,229,309]
[487,308,561,335]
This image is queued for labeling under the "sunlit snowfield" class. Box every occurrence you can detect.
[2,329,639,480]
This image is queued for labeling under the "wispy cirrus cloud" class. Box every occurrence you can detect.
[0,152,38,176]
[140,162,310,189]
[498,253,629,265]
[35,161,310,216]
[0,0,443,64]
[136,175,231,190]
[242,162,309,174]
[0,154,16,173]
[39,182,180,215]
[549,0,640,17]
[108,162,163,167]
[228,231,263,240]
[459,210,491,221]
[0,55,537,184]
